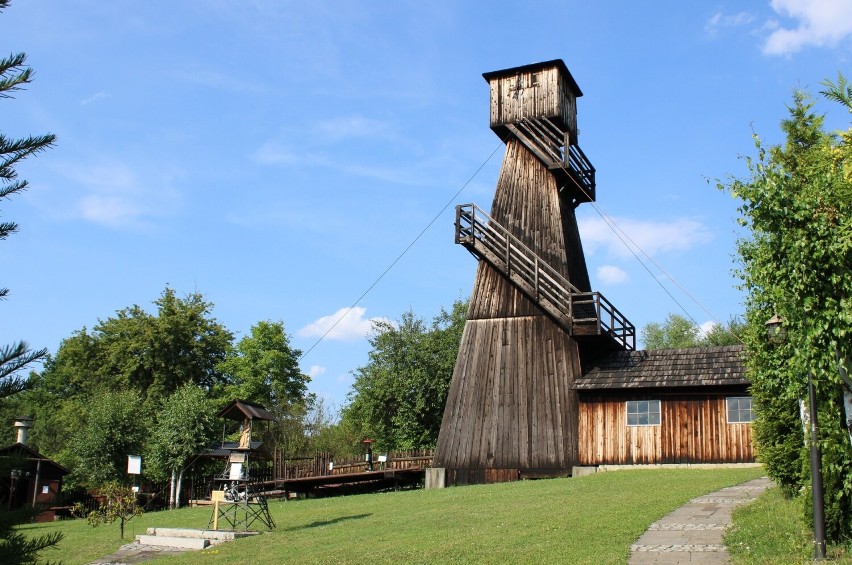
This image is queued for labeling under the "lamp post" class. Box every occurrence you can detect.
[765,315,827,560]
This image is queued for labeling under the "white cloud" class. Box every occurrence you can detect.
[307,365,327,378]
[698,320,718,338]
[763,0,852,55]
[61,161,180,228]
[596,265,629,285]
[297,306,390,341]
[174,69,265,93]
[80,91,110,105]
[705,11,756,36]
[312,115,396,142]
[579,216,714,259]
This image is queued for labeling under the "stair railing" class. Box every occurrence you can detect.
[456,203,634,350]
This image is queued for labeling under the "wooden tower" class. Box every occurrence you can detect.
[432,60,634,485]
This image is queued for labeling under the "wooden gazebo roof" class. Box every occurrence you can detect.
[217,399,275,422]
[576,344,747,390]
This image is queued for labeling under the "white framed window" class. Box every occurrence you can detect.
[727,396,755,423]
[626,400,661,426]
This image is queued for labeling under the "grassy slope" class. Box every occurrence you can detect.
[24,467,764,565]
[726,486,852,564]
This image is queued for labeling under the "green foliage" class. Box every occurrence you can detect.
[718,81,852,542]
[73,482,143,540]
[343,299,467,451]
[216,320,309,407]
[641,314,700,349]
[0,1,62,561]
[727,486,852,563]
[146,384,216,480]
[24,286,234,475]
[641,313,743,350]
[70,390,145,487]
[0,0,55,401]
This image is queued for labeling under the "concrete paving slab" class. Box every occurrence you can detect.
[629,477,772,565]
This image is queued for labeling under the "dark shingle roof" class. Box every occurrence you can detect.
[576,345,748,390]
[217,399,275,422]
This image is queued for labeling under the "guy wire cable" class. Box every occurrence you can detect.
[298,140,506,362]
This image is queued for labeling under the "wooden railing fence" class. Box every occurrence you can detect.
[274,449,433,480]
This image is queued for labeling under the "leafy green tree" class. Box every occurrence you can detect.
[701,317,746,347]
[343,299,467,451]
[25,287,233,465]
[216,320,309,407]
[641,314,743,350]
[70,390,146,487]
[0,1,61,561]
[145,384,217,508]
[96,287,234,406]
[641,314,701,349]
[73,481,142,540]
[718,82,852,541]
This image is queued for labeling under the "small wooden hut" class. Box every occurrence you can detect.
[575,345,755,466]
[0,442,70,520]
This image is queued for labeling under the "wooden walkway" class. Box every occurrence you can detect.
[257,469,425,497]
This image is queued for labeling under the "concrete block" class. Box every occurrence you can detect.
[425,467,445,489]
[135,535,209,549]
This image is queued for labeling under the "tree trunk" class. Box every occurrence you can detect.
[176,469,184,509]
[169,469,176,510]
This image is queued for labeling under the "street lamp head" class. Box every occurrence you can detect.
[765,314,786,343]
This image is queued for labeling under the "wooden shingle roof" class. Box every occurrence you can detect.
[217,399,275,422]
[576,344,748,390]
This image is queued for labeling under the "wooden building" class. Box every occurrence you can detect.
[432,60,634,486]
[575,345,755,466]
[0,442,70,520]
[431,61,752,487]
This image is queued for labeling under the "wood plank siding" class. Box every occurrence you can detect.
[577,391,755,465]
[484,60,580,142]
[434,136,589,483]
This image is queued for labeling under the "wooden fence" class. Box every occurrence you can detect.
[275,449,433,480]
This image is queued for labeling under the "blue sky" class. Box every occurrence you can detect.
[3,1,851,410]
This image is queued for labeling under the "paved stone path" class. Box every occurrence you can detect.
[629,477,773,564]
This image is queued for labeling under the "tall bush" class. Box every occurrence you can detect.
[719,80,852,541]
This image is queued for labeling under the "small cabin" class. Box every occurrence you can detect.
[483,59,581,142]
[0,443,70,520]
[482,60,595,205]
[574,345,755,466]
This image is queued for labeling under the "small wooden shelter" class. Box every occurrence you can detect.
[0,442,69,519]
[575,345,754,465]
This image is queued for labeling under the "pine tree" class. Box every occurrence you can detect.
[0,1,61,563]
[0,0,55,400]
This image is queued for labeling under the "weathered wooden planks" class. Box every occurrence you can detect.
[433,316,581,472]
[577,392,755,465]
[484,61,579,141]
[434,139,587,482]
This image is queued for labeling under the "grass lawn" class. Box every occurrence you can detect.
[23,467,764,564]
[726,485,852,564]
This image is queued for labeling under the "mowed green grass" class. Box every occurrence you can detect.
[23,467,764,565]
[726,485,852,564]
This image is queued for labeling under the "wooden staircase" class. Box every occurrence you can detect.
[504,117,596,206]
[455,203,634,350]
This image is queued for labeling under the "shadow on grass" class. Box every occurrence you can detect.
[285,513,372,531]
